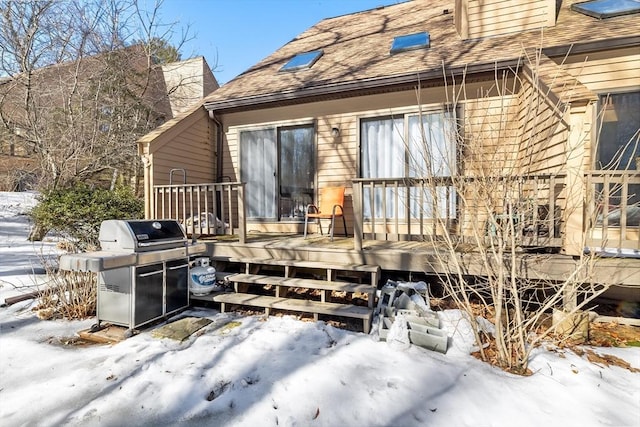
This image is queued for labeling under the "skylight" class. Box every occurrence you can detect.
[390,32,430,54]
[280,50,323,72]
[571,0,640,19]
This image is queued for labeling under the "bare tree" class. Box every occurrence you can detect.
[0,0,193,191]
[395,48,629,373]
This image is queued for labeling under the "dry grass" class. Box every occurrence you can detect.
[35,270,96,320]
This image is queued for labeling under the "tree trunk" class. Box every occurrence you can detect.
[28,223,49,241]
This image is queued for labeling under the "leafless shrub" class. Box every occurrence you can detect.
[404,46,629,373]
[36,263,96,320]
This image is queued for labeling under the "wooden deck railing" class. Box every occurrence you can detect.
[153,182,246,244]
[586,170,640,251]
[149,172,639,254]
[352,175,566,251]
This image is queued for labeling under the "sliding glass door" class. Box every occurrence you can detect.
[240,124,315,221]
[279,126,315,220]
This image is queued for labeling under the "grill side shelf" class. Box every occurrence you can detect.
[59,252,137,272]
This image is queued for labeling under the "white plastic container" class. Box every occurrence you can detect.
[189,258,220,295]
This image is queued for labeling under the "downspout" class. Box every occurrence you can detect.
[209,110,224,183]
[139,143,152,219]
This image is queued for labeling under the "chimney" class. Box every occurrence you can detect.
[455,0,557,41]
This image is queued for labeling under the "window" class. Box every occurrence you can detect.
[240,125,315,220]
[595,90,640,223]
[596,91,640,171]
[390,32,430,54]
[571,0,640,19]
[360,109,457,220]
[280,50,323,72]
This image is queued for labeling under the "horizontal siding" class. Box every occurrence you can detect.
[317,114,358,191]
[463,95,520,176]
[466,0,554,39]
[221,129,239,183]
[152,116,214,187]
[517,74,568,175]
[558,47,640,93]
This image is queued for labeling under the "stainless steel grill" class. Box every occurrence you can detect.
[59,219,207,331]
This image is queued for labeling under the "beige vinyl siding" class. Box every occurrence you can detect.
[220,126,238,183]
[457,0,555,40]
[458,94,520,236]
[219,86,459,233]
[557,47,640,93]
[316,114,358,233]
[516,76,568,175]
[553,47,638,177]
[220,81,528,234]
[150,108,216,185]
[462,95,521,176]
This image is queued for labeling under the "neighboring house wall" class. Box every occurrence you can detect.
[139,106,216,217]
[0,48,218,191]
[455,0,556,40]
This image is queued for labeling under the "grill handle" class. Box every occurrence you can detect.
[137,240,186,248]
[137,270,163,278]
[167,263,189,270]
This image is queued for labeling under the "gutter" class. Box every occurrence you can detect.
[541,35,640,58]
[204,60,522,113]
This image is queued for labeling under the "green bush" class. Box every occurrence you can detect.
[29,184,144,251]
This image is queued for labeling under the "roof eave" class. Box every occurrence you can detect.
[204,59,523,113]
[541,35,640,58]
[204,35,640,114]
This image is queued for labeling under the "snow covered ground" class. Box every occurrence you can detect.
[1,191,639,427]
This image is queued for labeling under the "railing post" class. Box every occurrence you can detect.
[563,104,589,256]
[237,183,247,244]
[353,181,363,251]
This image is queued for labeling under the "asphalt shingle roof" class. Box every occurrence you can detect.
[203,0,639,111]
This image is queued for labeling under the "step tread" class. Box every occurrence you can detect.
[213,257,380,273]
[227,273,375,294]
[213,293,372,319]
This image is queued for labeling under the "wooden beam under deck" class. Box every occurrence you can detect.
[201,234,640,290]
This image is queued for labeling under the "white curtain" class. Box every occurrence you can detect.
[408,113,456,219]
[361,117,404,218]
[360,111,457,220]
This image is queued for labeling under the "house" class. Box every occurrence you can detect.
[0,47,218,190]
[137,0,640,314]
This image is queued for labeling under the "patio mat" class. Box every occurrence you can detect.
[151,317,213,341]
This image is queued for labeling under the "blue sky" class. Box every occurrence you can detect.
[159,0,403,85]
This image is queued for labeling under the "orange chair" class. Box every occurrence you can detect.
[304,187,347,241]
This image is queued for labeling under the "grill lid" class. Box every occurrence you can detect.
[127,220,185,242]
[99,220,186,252]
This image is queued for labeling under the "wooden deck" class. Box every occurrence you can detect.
[200,233,640,292]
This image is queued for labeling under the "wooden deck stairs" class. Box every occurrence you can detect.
[191,257,380,333]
